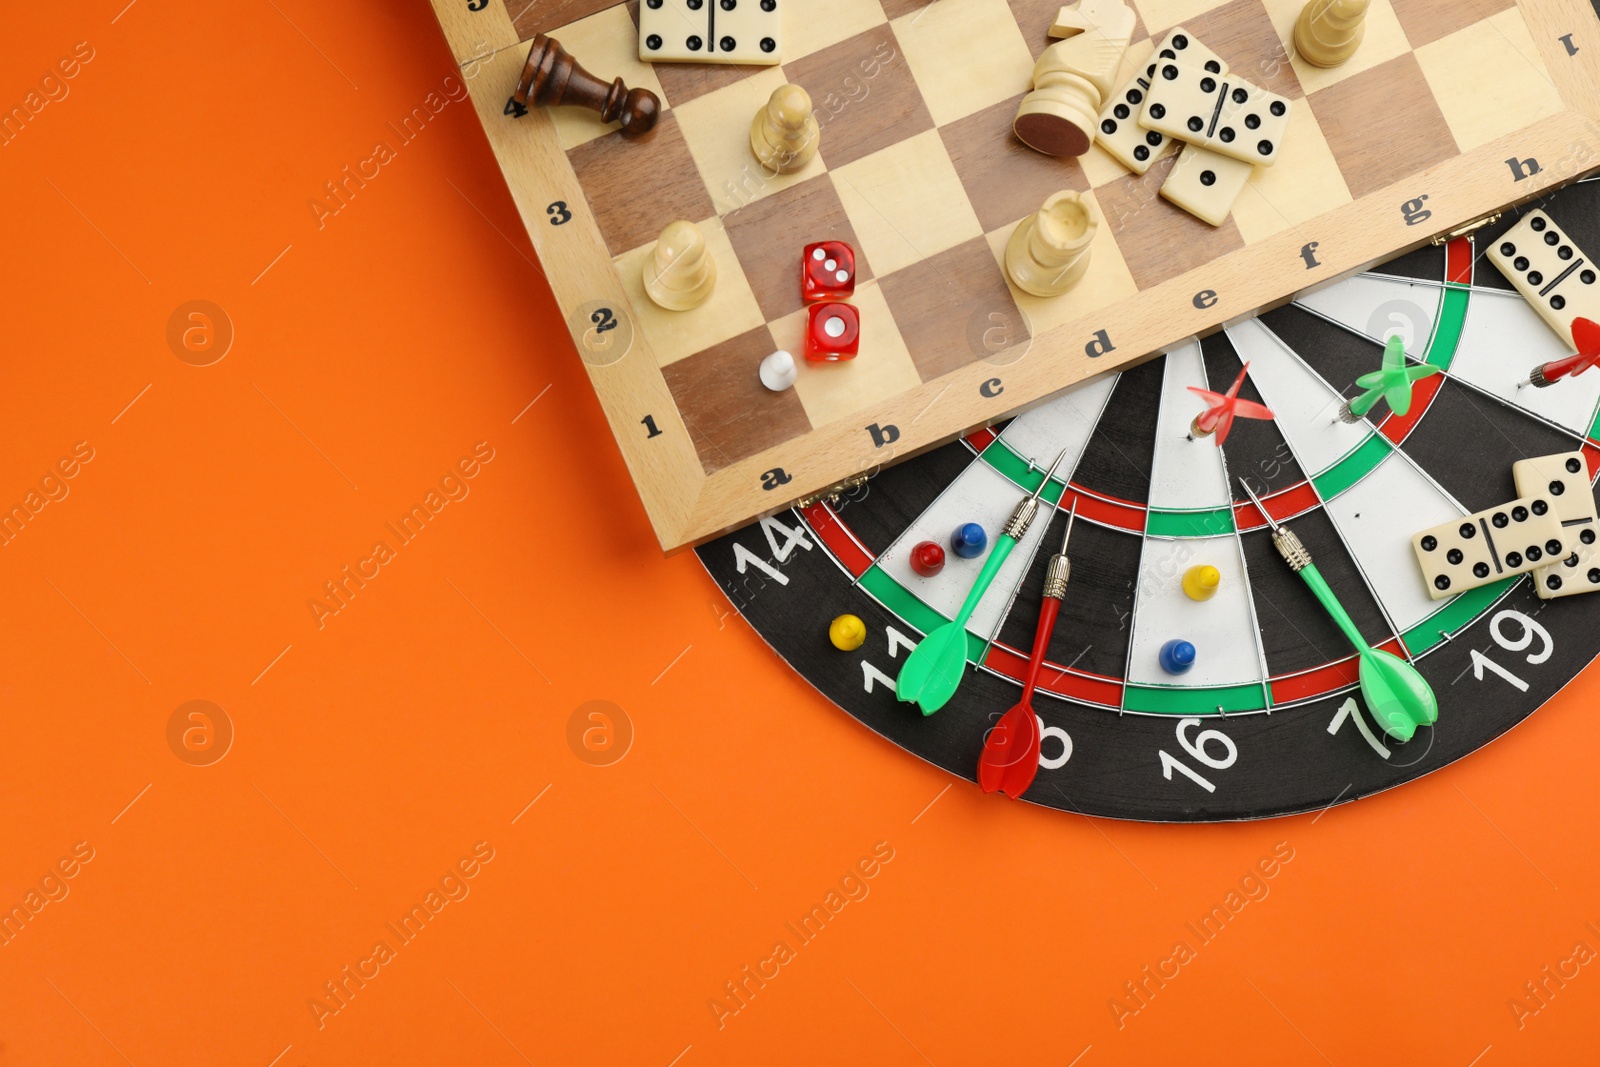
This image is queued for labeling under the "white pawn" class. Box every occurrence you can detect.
[643,220,716,311]
[1005,190,1097,297]
[750,84,819,174]
[759,350,797,391]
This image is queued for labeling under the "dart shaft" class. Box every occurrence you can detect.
[1299,563,1371,655]
[1021,596,1063,697]
[952,536,1017,627]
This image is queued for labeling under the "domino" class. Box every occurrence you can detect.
[1138,62,1292,167]
[1512,451,1600,599]
[1411,496,1570,600]
[1485,210,1600,348]
[1159,144,1253,226]
[639,0,782,65]
[1095,28,1228,175]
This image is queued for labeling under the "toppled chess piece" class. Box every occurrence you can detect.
[750,84,819,174]
[1014,0,1136,157]
[1294,0,1369,69]
[643,220,716,311]
[1005,190,1097,297]
[513,34,660,136]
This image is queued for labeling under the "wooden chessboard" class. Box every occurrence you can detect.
[428,0,1600,553]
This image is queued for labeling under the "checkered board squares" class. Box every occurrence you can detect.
[429,0,1600,550]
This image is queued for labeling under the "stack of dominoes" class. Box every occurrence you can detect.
[1411,451,1600,602]
[1095,29,1292,226]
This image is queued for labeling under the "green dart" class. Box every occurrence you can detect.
[897,448,1070,716]
[1339,335,1441,423]
[1240,480,1437,742]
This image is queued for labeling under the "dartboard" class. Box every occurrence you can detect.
[698,179,1600,822]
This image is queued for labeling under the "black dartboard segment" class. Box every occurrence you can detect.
[698,180,1600,822]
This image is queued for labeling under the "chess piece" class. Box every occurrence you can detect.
[513,34,660,136]
[750,84,819,173]
[1014,0,1136,157]
[1294,0,1370,69]
[759,350,797,391]
[643,221,716,311]
[1005,191,1098,298]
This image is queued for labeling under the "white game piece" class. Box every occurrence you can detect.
[1295,0,1370,69]
[1095,27,1228,175]
[1512,451,1600,599]
[1005,190,1098,297]
[750,84,818,174]
[1160,145,1254,226]
[1411,496,1571,600]
[1139,62,1292,167]
[639,0,781,65]
[643,220,716,311]
[1485,210,1600,348]
[759,349,797,391]
[1014,0,1137,158]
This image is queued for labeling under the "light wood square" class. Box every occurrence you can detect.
[787,0,890,59]
[1232,103,1351,242]
[779,283,922,428]
[1415,8,1564,153]
[612,222,766,367]
[1132,0,1232,34]
[674,67,827,215]
[1258,0,1410,95]
[831,130,985,277]
[892,0,1037,126]
[549,6,667,151]
[983,192,1137,337]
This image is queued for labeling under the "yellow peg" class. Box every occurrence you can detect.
[829,614,867,651]
[1183,565,1221,602]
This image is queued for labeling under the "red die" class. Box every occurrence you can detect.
[802,241,856,302]
[806,302,860,362]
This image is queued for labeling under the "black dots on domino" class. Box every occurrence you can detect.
[1151,103,1167,120]
[1446,548,1464,565]
[1568,458,1585,474]
[1133,145,1151,161]
[1188,116,1205,133]
[646,33,662,49]
[1507,551,1524,568]
[1435,575,1452,591]
[762,0,776,8]
[1547,538,1564,556]
[1590,568,1600,584]
[721,0,735,8]
[1553,295,1567,311]
[1526,546,1544,562]
[1474,562,1491,579]
[1549,480,1566,497]
[1549,574,1565,591]
[1202,76,1218,93]
[1421,535,1438,551]
[1200,170,1217,186]
[1102,119,1119,135]
[1514,505,1531,522]
[1460,522,1477,539]
[1172,33,1190,49]
[1532,216,1548,232]
[687,34,703,49]
[1583,528,1597,545]
[721,36,736,51]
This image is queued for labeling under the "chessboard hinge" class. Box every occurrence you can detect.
[795,473,871,510]
[1430,212,1502,246]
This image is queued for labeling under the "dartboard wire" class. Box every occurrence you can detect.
[1292,294,1600,452]
[1235,319,1470,659]
[976,375,1121,664]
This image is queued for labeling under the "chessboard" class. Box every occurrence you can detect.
[428,0,1600,553]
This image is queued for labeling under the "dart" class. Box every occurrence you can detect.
[1337,335,1441,422]
[979,498,1078,799]
[896,448,1070,716]
[1187,363,1274,446]
[1239,480,1438,742]
[1523,316,1600,388]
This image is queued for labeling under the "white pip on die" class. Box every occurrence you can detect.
[640,0,782,65]
[1139,62,1291,167]
[1095,27,1228,174]
[1485,210,1600,348]
[1512,451,1600,599]
[1412,496,1569,600]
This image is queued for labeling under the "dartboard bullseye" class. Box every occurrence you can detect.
[699,180,1600,822]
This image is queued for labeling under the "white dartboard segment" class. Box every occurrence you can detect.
[1148,341,1233,512]
[1448,289,1600,437]
[875,461,1061,640]
[996,373,1120,469]
[1125,533,1266,689]
[1294,274,1444,357]
[1225,319,1371,476]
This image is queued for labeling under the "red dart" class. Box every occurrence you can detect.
[1187,362,1274,446]
[1526,317,1600,388]
[979,499,1077,800]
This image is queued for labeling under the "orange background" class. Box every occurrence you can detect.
[4,2,1600,1064]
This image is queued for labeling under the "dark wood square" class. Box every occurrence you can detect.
[568,112,716,255]
[1182,0,1304,99]
[877,236,1029,381]
[1094,153,1245,289]
[941,94,1089,233]
[510,0,617,37]
[784,24,936,169]
[662,325,811,473]
[723,175,874,322]
[879,0,931,19]
[1390,0,1516,48]
[1309,53,1459,201]
[1005,0,1148,59]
